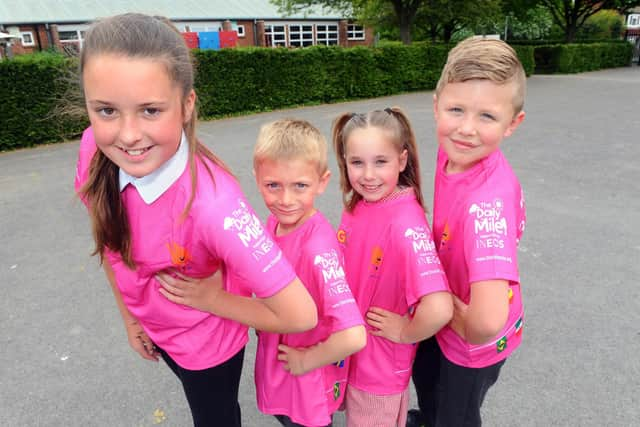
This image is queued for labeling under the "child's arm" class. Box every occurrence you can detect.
[367,291,453,344]
[277,325,366,376]
[157,271,317,334]
[449,280,509,345]
[103,261,159,361]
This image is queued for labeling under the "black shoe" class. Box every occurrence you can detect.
[406,408,426,427]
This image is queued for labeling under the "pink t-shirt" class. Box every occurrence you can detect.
[433,147,525,368]
[75,128,296,370]
[337,190,449,395]
[254,212,364,427]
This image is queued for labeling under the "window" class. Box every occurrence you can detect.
[316,24,338,46]
[174,22,223,32]
[237,25,245,37]
[265,25,286,47]
[347,24,365,40]
[629,15,640,27]
[21,31,35,46]
[58,31,79,42]
[289,24,313,47]
[57,24,89,48]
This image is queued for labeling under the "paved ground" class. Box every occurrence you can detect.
[1,66,639,427]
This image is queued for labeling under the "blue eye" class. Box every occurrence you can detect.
[144,107,160,116]
[97,107,115,117]
[295,183,308,189]
[481,113,496,121]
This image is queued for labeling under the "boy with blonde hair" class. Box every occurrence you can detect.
[252,119,366,427]
[409,37,527,427]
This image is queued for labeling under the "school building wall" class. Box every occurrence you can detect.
[1,18,373,57]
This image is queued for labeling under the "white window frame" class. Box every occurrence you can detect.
[174,21,221,33]
[236,25,245,37]
[629,14,640,27]
[288,23,314,47]
[265,24,287,47]
[347,24,365,41]
[57,24,88,48]
[316,23,339,46]
[20,31,35,46]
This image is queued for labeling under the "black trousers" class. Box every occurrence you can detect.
[412,337,505,427]
[158,346,245,427]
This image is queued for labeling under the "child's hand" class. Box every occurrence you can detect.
[157,269,223,314]
[125,319,159,362]
[449,295,468,339]
[277,344,310,376]
[366,307,410,344]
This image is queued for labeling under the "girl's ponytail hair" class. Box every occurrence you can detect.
[386,107,424,211]
[331,107,425,212]
[332,112,360,212]
[84,152,131,266]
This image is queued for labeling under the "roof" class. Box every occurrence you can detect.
[0,0,342,25]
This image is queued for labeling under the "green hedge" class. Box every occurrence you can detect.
[513,45,535,76]
[0,40,622,151]
[194,44,452,118]
[534,41,632,73]
[0,53,87,150]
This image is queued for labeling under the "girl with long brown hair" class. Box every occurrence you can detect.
[75,13,316,427]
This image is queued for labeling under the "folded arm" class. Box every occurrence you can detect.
[278,325,366,376]
[157,271,317,334]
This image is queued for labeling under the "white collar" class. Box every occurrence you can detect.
[119,132,189,204]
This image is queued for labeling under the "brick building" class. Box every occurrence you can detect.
[0,0,373,57]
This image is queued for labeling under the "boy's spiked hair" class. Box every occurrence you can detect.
[436,37,526,114]
[254,118,328,175]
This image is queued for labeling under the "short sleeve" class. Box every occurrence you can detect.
[398,221,449,307]
[74,127,98,207]
[309,246,362,332]
[463,195,521,284]
[200,189,296,298]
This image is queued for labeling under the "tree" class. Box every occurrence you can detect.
[271,0,427,44]
[415,0,502,42]
[535,0,640,42]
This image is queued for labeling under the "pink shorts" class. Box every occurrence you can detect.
[344,385,409,427]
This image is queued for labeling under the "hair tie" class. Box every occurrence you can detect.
[384,108,393,115]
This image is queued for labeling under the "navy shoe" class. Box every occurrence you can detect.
[406,408,426,427]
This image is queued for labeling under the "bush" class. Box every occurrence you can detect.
[512,45,535,76]
[577,10,625,40]
[0,41,619,150]
[193,44,452,120]
[0,53,87,151]
[533,41,632,73]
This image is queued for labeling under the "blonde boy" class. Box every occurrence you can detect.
[410,38,527,427]
[252,119,366,427]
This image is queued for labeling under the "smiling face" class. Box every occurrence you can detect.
[344,126,408,203]
[255,158,330,236]
[434,79,524,174]
[83,54,195,178]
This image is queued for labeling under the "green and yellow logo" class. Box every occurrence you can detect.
[496,336,507,353]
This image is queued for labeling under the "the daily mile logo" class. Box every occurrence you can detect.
[469,199,507,249]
